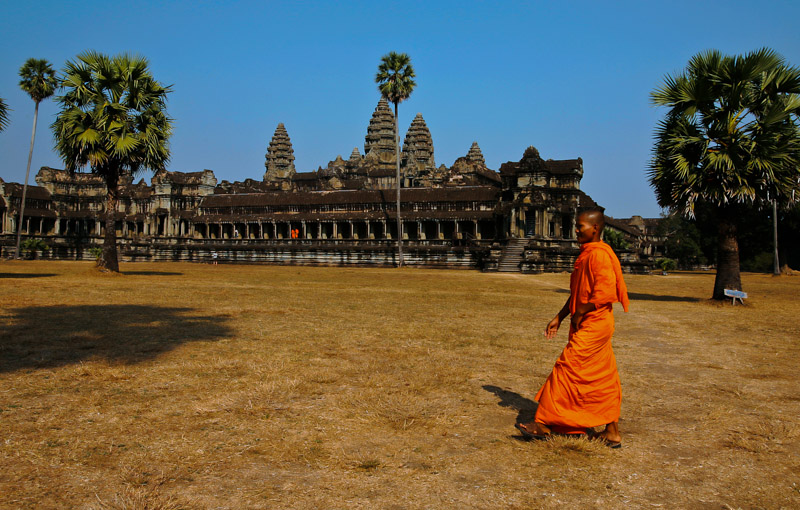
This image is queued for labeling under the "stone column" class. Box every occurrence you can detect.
[510,208,517,238]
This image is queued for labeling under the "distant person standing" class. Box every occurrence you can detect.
[516,208,629,448]
[211,251,218,265]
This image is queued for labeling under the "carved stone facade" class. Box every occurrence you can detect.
[0,98,654,272]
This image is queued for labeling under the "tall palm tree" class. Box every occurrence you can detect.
[649,48,800,299]
[0,97,9,132]
[15,58,58,259]
[52,52,173,272]
[376,52,416,268]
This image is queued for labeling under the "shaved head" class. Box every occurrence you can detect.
[575,207,606,244]
[578,208,605,232]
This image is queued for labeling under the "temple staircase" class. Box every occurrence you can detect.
[497,238,528,272]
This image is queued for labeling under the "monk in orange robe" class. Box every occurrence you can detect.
[517,209,629,447]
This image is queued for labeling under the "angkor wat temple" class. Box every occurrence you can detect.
[0,98,658,272]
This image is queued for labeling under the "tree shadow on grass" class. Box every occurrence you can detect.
[627,292,701,303]
[0,305,232,373]
[121,271,183,276]
[482,385,538,426]
[0,273,57,279]
[548,287,700,302]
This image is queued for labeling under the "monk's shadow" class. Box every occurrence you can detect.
[0,305,232,373]
[483,385,538,425]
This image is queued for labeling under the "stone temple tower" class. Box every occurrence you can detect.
[401,113,435,175]
[364,98,396,156]
[465,142,486,166]
[264,123,296,185]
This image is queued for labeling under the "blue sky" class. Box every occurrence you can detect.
[1,0,799,218]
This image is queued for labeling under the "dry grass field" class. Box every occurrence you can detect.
[1,260,799,509]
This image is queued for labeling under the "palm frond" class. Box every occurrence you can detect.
[650,48,800,214]
[0,97,10,132]
[19,58,58,104]
[375,52,416,106]
[51,52,173,179]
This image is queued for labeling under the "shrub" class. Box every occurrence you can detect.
[655,257,677,272]
[603,229,631,251]
[21,238,49,259]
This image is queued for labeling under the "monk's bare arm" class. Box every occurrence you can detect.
[570,302,597,330]
[544,297,571,339]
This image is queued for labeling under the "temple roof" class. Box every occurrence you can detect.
[154,170,216,186]
[577,190,599,210]
[34,167,106,184]
[201,186,500,208]
[605,216,643,236]
[194,209,494,223]
[499,146,583,177]
[2,183,52,200]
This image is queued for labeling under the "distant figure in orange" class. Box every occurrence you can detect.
[516,208,629,448]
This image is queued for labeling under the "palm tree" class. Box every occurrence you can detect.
[15,58,58,259]
[649,48,800,299]
[376,52,416,268]
[52,52,173,272]
[0,97,9,132]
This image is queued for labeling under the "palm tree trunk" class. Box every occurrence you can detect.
[100,171,120,272]
[394,102,403,268]
[14,101,39,259]
[712,215,742,300]
[773,199,780,275]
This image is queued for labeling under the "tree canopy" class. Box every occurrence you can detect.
[649,48,800,298]
[375,52,416,109]
[19,58,58,105]
[52,51,173,272]
[649,48,800,216]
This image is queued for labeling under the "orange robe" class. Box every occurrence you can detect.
[534,241,629,434]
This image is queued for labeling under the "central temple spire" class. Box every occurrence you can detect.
[364,97,396,156]
[264,123,296,184]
